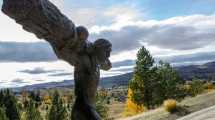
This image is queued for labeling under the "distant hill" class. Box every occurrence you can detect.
[100,72,133,88]
[176,61,215,80]
[13,72,133,91]
[13,61,215,91]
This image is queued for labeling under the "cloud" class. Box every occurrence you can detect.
[159,51,215,66]
[90,14,215,54]
[48,72,72,77]
[112,60,135,68]
[12,78,27,83]
[0,41,57,62]
[19,67,63,74]
[66,3,144,27]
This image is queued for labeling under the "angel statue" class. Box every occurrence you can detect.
[2,0,112,120]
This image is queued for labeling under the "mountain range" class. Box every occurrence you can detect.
[12,61,215,91]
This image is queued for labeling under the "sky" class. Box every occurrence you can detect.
[0,0,215,88]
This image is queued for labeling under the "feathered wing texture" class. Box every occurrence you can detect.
[2,0,81,65]
[2,0,78,51]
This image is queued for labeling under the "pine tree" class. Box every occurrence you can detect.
[47,91,68,120]
[0,107,8,120]
[0,91,3,106]
[26,100,42,120]
[129,46,156,109]
[155,61,184,102]
[3,89,20,120]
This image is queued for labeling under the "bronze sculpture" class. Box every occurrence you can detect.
[2,0,112,119]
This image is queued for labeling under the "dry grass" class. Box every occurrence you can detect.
[108,102,125,119]
[117,90,215,120]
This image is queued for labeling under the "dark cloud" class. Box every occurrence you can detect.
[91,26,145,54]
[91,15,215,54]
[109,51,215,68]
[146,25,215,50]
[0,41,57,62]
[12,78,27,83]
[48,73,72,77]
[19,67,64,74]
[112,60,135,68]
[159,51,215,65]
[1,15,215,63]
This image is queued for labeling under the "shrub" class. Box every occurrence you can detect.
[25,100,43,120]
[203,82,214,90]
[47,91,68,120]
[182,84,192,96]
[0,107,8,120]
[163,99,177,113]
[95,91,110,120]
[189,80,204,96]
[124,89,146,116]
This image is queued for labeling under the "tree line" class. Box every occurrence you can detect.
[0,89,109,120]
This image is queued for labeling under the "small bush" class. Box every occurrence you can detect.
[163,99,177,113]
[182,84,192,96]
[203,82,214,90]
[189,80,204,96]
[96,92,109,120]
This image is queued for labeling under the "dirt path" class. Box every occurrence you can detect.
[177,105,215,120]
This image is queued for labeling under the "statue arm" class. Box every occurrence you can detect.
[2,0,78,50]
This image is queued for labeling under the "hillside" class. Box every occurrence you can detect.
[176,61,215,80]
[119,90,215,120]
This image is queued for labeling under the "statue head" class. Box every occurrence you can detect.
[76,26,89,41]
[93,39,112,70]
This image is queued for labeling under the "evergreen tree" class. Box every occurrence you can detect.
[0,91,3,106]
[155,61,184,102]
[129,46,156,109]
[29,91,41,108]
[47,91,68,120]
[2,89,20,120]
[0,107,8,120]
[26,100,42,120]
[129,47,184,109]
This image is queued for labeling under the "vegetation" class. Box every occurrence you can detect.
[96,91,109,120]
[0,89,20,120]
[0,107,8,120]
[25,100,42,120]
[124,88,146,116]
[47,90,68,120]
[187,80,204,96]
[129,46,156,109]
[129,46,185,111]
[0,88,114,120]
[155,61,185,103]
[124,46,215,117]
[163,99,177,112]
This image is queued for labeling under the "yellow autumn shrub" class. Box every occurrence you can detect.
[204,82,214,90]
[124,88,146,116]
[163,99,177,112]
[43,95,52,104]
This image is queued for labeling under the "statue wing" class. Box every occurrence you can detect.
[2,0,78,51]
